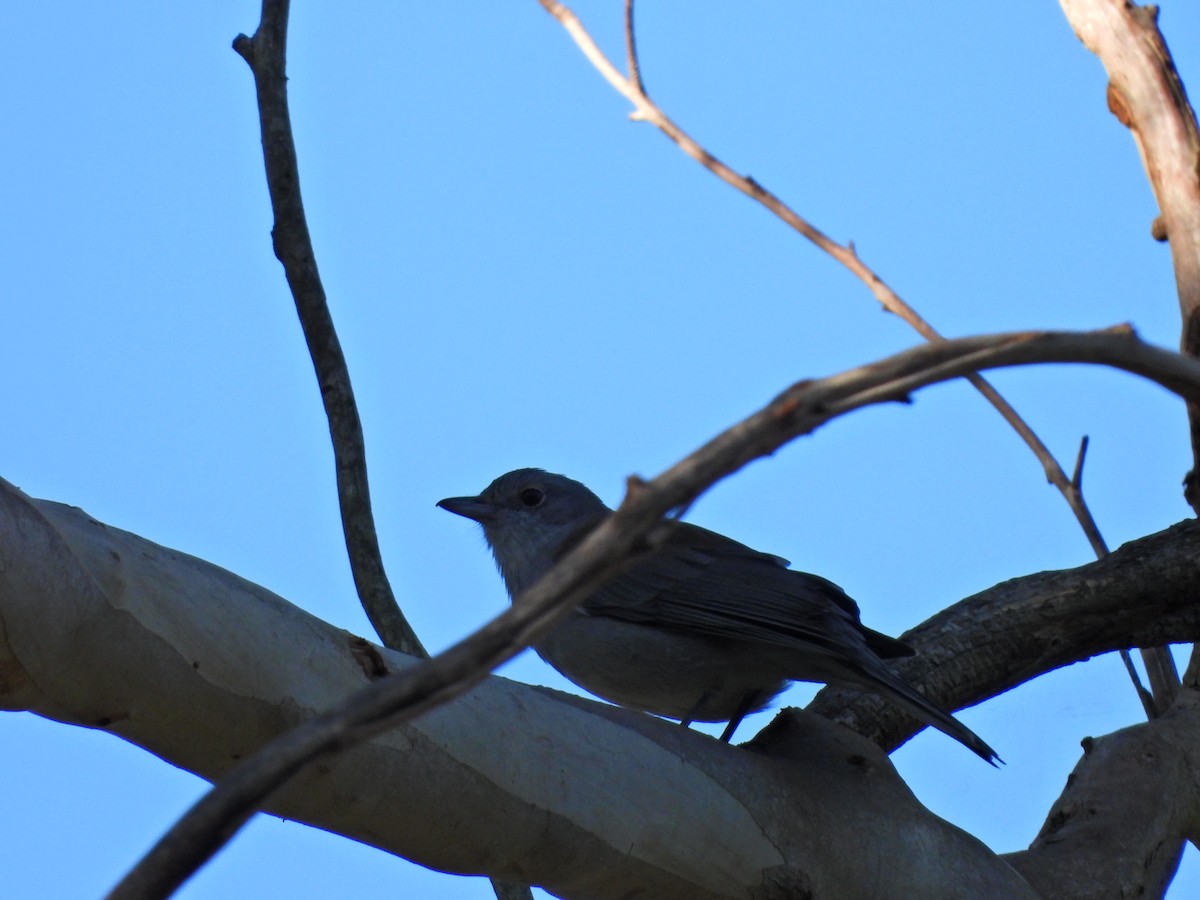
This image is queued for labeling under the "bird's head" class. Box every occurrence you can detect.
[438,468,610,597]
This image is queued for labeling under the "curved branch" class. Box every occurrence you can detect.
[104,326,1200,895]
[232,2,424,657]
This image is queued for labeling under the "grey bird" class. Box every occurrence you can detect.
[438,468,998,763]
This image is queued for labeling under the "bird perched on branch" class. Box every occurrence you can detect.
[438,468,998,763]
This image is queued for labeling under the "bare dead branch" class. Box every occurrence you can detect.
[1070,435,1089,490]
[1119,648,1158,719]
[536,0,1113,571]
[623,0,645,96]
[106,326,1200,897]
[232,0,424,658]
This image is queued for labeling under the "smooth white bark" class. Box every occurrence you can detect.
[0,477,1040,898]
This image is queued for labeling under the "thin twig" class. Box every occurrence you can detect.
[234,0,424,658]
[623,0,645,96]
[1118,649,1159,718]
[106,327,1200,898]
[1071,436,1090,490]
[537,0,1112,564]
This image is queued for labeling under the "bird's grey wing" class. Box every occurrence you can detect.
[582,521,895,660]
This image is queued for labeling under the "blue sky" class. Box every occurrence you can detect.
[4,2,1200,897]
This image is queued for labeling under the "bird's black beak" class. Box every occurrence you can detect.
[436,495,496,523]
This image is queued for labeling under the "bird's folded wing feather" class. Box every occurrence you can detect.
[581,521,894,659]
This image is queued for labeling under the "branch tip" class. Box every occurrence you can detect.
[1071,436,1090,490]
[232,33,254,64]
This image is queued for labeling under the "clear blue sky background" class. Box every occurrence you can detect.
[4,2,1200,897]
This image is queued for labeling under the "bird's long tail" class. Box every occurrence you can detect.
[860,667,1001,765]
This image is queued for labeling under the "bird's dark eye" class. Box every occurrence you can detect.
[519,487,545,507]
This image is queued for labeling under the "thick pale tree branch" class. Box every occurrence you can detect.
[3,490,1200,896]
[233,0,423,658]
[1059,0,1200,508]
[1,479,1043,900]
[35,327,1200,896]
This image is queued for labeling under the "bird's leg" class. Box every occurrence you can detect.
[679,692,712,729]
[718,691,764,743]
